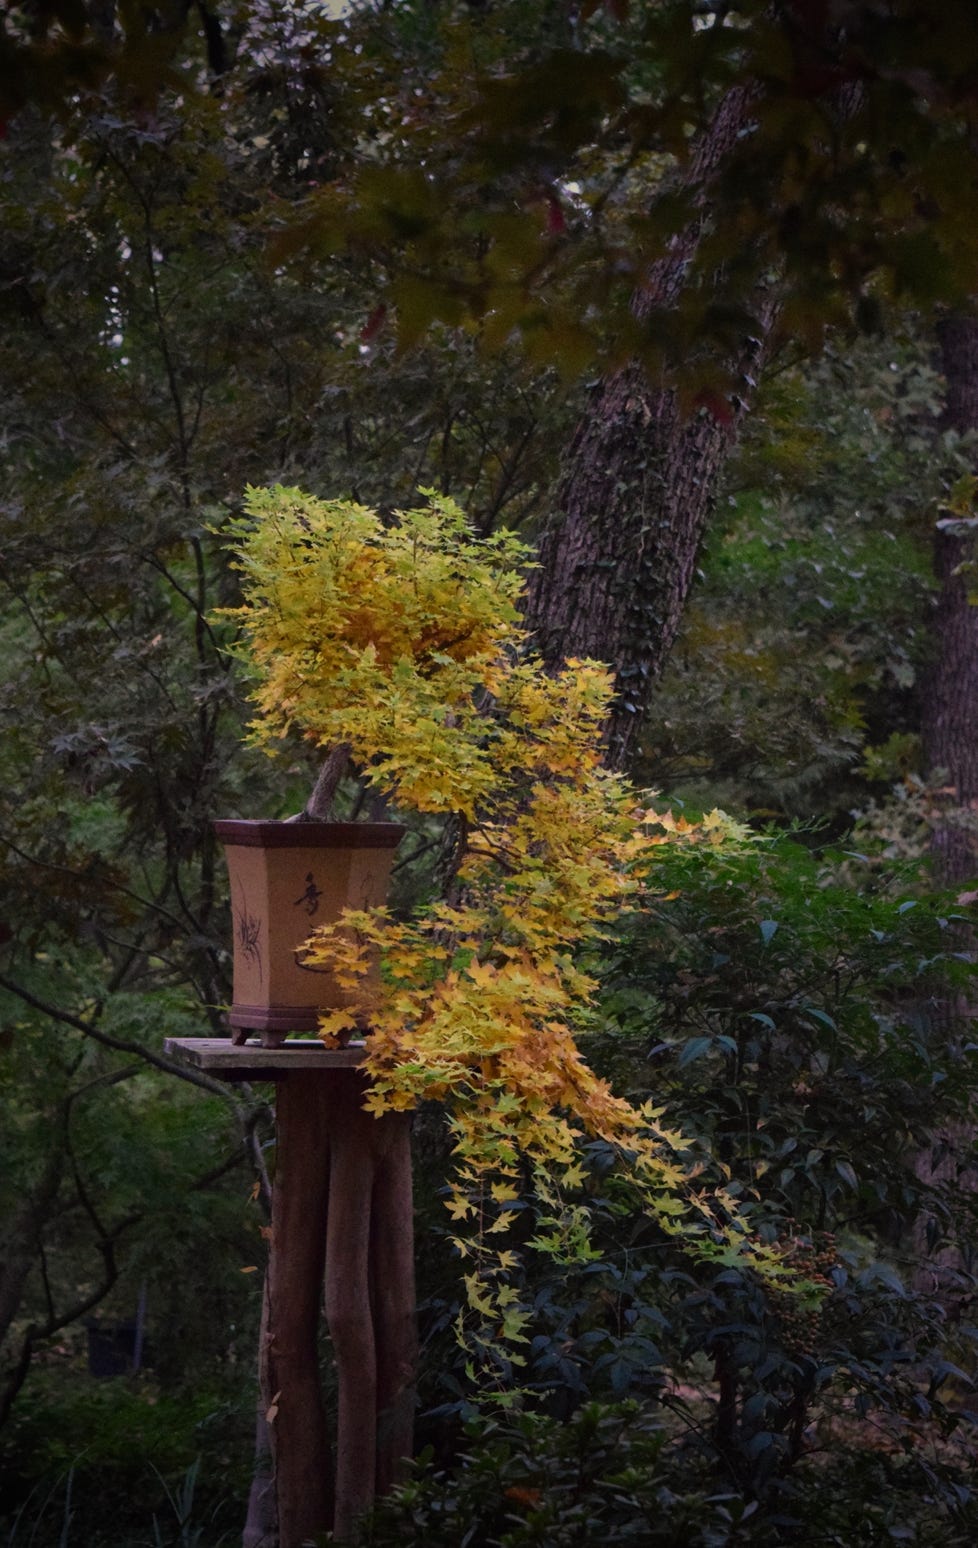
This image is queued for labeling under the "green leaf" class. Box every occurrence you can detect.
[678,1036,714,1066]
[801,1006,838,1032]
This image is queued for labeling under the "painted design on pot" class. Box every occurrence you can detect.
[236,892,263,984]
[294,872,324,916]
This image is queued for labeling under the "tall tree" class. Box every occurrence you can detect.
[923,313,978,882]
[273,0,978,772]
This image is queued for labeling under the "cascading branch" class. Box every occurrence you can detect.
[222,485,784,1361]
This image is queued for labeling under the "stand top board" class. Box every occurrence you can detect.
[164,1037,367,1081]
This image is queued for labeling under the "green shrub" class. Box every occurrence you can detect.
[0,1370,253,1547]
[358,1399,978,1546]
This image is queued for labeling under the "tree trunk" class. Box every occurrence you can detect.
[912,313,978,1292]
[523,86,772,771]
[524,357,758,769]
[923,314,978,882]
[0,1109,70,1430]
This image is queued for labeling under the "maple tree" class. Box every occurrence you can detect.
[222,485,780,1355]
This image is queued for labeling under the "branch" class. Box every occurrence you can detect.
[0,831,189,936]
[244,1104,274,1217]
[141,550,230,668]
[0,972,233,1101]
[391,836,441,874]
[1,1127,249,1429]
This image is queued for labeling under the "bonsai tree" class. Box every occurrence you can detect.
[222,486,777,1354]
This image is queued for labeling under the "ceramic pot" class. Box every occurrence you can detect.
[214,820,404,1046]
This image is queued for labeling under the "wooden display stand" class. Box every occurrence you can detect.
[164,1039,416,1548]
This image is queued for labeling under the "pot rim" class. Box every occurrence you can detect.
[214,819,405,850]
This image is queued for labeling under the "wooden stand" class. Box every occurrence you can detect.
[165,1039,417,1547]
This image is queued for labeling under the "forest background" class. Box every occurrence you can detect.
[4,1,978,1543]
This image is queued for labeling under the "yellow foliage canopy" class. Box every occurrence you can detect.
[222,487,778,1346]
[224,486,529,817]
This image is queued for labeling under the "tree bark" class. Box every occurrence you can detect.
[250,1069,416,1548]
[0,1119,68,1430]
[523,86,772,770]
[261,1076,335,1548]
[911,313,978,1293]
[922,314,978,883]
[243,1288,278,1548]
[323,1072,416,1542]
[524,357,758,768]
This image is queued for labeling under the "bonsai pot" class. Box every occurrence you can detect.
[214,820,404,1046]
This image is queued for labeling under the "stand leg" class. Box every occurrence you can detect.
[266,1075,334,1548]
[324,1073,379,1540]
[370,1114,417,1496]
[242,1281,276,1548]
[246,1069,417,1546]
